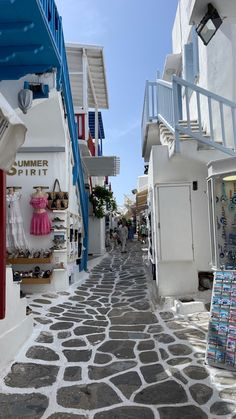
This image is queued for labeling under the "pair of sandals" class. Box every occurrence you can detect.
[52,244,66,250]
[13,267,52,279]
[8,249,30,259]
[30,249,52,259]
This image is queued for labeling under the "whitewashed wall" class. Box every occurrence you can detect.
[148,143,211,296]
[172,0,236,148]
[2,79,83,292]
[137,175,148,191]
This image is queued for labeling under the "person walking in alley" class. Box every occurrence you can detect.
[140,222,147,244]
[119,220,128,253]
[111,228,119,250]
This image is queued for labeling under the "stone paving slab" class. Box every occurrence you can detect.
[0,242,236,418]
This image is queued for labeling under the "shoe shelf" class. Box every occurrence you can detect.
[7,257,52,265]
[21,276,52,285]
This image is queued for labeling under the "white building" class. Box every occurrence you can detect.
[142,0,236,297]
[66,44,120,257]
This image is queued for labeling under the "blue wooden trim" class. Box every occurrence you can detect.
[60,34,88,270]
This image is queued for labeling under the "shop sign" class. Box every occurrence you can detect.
[7,160,49,176]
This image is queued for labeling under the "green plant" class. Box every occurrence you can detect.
[89,185,117,219]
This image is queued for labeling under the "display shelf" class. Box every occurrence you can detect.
[52,210,67,213]
[6,257,52,265]
[51,229,67,232]
[53,268,66,271]
[21,276,52,285]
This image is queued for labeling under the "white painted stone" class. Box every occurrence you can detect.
[175,300,206,315]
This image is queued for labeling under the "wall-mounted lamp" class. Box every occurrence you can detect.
[223,175,236,182]
[196,3,223,46]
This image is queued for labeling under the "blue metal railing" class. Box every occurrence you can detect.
[38,0,63,59]
[172,76,236,156]
[142,75,236,157]
[156,80,175,133]
[38,0,88,269]
[141,81,158,149]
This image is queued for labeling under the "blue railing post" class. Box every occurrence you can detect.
[172,77,181,153]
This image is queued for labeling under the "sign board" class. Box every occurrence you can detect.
[206,271,236,370]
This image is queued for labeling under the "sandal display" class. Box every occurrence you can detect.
[7,207,79,288]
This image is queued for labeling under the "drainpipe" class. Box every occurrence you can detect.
[0,170,6,320]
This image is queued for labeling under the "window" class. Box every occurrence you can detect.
[183,26,199,84]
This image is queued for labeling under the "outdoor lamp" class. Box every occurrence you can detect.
[223,175,236,182]
[196,3,223,46]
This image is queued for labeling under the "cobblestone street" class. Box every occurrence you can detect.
[0,242,236,418]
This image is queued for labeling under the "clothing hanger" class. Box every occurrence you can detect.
[6,186,22,189]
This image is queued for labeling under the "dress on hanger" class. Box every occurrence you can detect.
[6,191,28,252]
[30,195,51,235]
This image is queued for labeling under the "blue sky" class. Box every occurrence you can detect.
[56,0,178,205]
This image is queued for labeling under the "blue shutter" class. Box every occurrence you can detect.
[184,42,194,83]
[192,26,199,81]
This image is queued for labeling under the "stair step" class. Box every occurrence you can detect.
[159,120,229,153]
[178,119,198,125]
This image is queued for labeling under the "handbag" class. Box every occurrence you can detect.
[47,179,69,210]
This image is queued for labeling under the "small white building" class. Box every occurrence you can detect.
[66,44,120,257]
[142,0,236,297]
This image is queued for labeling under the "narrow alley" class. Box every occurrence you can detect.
[0,242,235,419]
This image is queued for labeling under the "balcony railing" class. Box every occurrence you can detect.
[142,75,236,157]
[172,76,236,155]
[156,80,175,133]
[142,81,158,143]
[39,0,62,57]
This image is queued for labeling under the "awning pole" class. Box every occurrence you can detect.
[0,169,6,320]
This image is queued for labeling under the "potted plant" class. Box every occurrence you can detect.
[89,186,117,219]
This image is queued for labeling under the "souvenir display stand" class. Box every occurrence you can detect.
[206,157,236,371]
[6,206,81,293]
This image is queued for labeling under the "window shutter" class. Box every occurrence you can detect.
[192,26,199,81]
[184,43,194,83]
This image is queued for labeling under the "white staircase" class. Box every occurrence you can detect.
[159,118,231,163]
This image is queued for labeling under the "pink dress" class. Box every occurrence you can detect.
[30,196,51,235]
